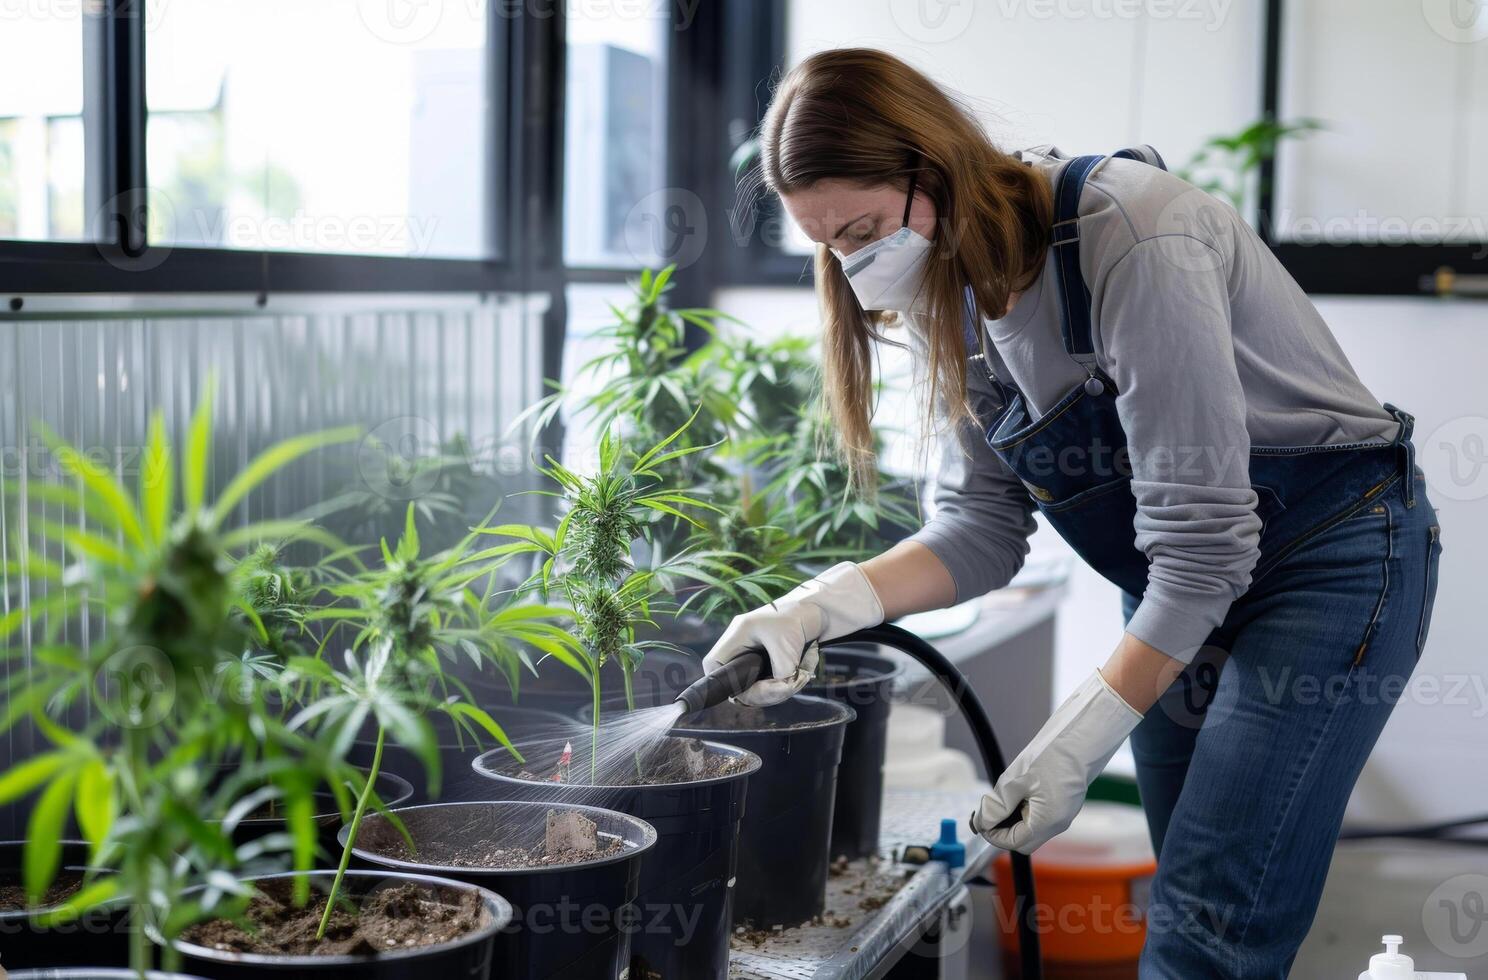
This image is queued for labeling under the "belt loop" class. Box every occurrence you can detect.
[1384,402,1416,508]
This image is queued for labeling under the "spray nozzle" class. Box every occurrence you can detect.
[674,648,769,715]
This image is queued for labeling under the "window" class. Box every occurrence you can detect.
[1272,1,1486,247]
[1262,0,1488,293]
[0,8,87,241]
[563,0,670,268]
[144,0,490,258]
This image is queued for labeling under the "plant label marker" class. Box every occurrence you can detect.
[681,738,708,780]
[546,810,598,856]
[551,741,573,783]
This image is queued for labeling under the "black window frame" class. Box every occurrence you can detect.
[704,0,812,291]
[555,1,785,306]
[0,0,800,305]
[1259,0,1488,296]
[0,0,564,297]
[559,1,799,311]
[10,2,1475,301]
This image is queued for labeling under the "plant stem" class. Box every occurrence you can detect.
[317,725,383,940]
[158,862,184,973]
[121,729,151,979]
[590,678,600,782]
[129,887,149,978]
[162,934,182,972]
[624,662,642,780]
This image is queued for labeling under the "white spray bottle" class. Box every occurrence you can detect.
[1357,934,1467,980]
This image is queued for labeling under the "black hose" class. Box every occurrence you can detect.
[1339,813,1488,843]
[824,624,1043,980]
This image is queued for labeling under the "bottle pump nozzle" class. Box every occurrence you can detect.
[1363,934,1414,980]
[1356,933,1467,980]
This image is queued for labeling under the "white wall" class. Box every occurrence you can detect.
[786,0,1263,168]
[714,1,1488,824]
[1314,298,1488,824]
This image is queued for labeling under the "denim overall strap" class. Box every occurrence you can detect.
[960,283,982,359]
[1051,147,1167,372]
[1050,154,1109,390]
[1111,143,1169,171]
[965,148,1160,381]
[961,283,1018,405]
[1383,402,1417,507]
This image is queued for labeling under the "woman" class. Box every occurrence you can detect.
[702,48,1444,977]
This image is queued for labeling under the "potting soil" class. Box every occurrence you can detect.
[182,878,485,956]
[358,813,629,870]
[509,738,752,786]
[0,871,83,910]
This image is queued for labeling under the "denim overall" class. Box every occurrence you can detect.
[965,150,1419,605]
[965,151,1443,976]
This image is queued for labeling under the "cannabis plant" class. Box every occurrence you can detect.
[521,267,738,453]
[316,431,520,560]
[287,501,581,938]
[743,396,920,559]
[696,322,922,562]
[488,418,716,773]
[704,333,819,438]
[0,387,357,973]
[662,482,818,626]
[512,264,924,634]
[513,267,743,559]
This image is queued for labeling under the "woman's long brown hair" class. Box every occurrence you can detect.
[758,48,1052,492]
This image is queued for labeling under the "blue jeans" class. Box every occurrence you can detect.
[1121,467,1443,978]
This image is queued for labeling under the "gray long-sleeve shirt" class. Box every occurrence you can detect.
[904,145,1399,663]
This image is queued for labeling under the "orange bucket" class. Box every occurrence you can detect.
[991,802,1155,977]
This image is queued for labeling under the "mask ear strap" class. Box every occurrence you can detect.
[901,169,919,228]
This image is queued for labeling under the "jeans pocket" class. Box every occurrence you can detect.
[1415,524,1442,658]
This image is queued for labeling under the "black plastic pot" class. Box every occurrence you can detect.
[10,971,203,979]
[803,647,903,860]
[351,705,573,805]
[171,870,510,980]
[635,616,722,665]
[464,646,705,712]
[673,695,854,929]
[0,840,130,970]
[472,735,760,980]
[226,771,414,850]
[344,801,656,980]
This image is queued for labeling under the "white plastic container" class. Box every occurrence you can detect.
[1357,935,1467,980]
[882,703,977,789]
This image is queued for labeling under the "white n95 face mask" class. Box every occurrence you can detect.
[829,169,935,314]
[831,225,934,314]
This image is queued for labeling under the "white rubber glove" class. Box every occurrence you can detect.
[701,561,885,707]
[970,668,1143,853]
